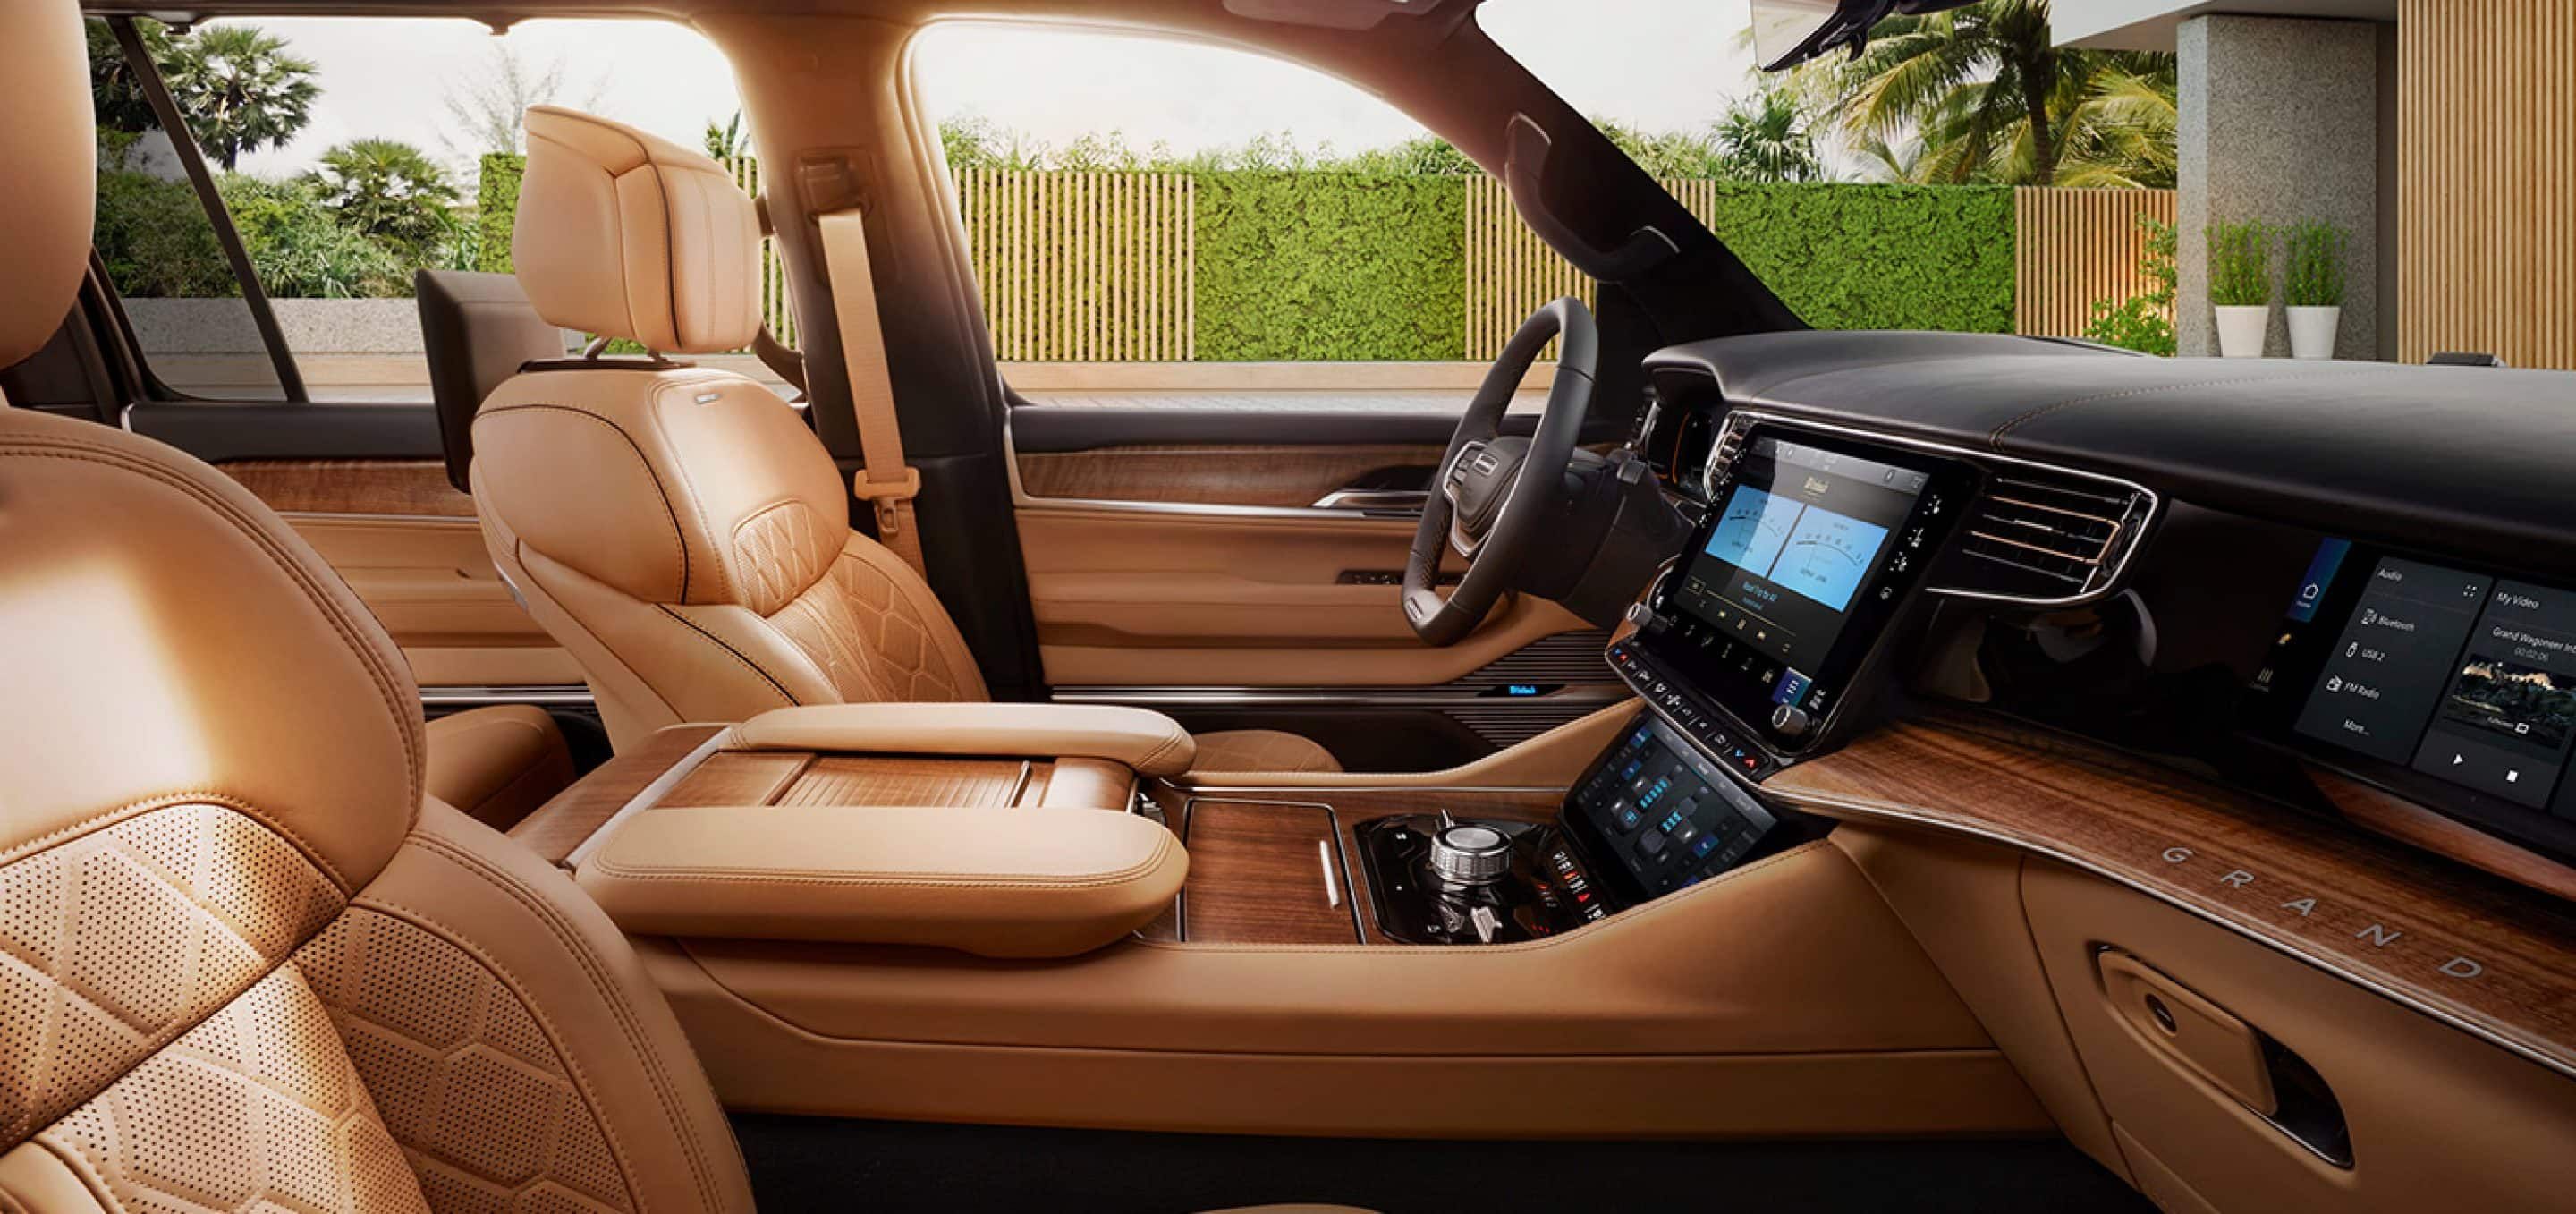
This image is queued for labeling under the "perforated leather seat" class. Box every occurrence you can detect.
[0,10,757,1209]
[468,107,1337,776]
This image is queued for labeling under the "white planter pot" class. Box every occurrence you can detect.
[2215,305,2270,358]
[2287,305,2342,360]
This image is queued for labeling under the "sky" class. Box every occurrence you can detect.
[219,1,1764,178]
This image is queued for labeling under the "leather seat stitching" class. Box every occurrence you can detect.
[640,379,733,604]
[478,403,690,599]
[394,830,735,1213]
[654,606,800,706]
[336,899,650,1214]
[0,440,422,820]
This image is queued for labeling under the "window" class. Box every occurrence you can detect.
[87,16,751,403]
[911,22,1558,407]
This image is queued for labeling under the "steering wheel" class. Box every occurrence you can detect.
[1403,297,1598,646]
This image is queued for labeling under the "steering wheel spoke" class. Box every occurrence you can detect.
[1402,298,1598,647]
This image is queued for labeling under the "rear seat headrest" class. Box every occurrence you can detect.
[513,106,762,355]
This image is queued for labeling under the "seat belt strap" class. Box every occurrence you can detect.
[816,207,927,577]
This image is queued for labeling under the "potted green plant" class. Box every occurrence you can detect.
[2284,220,2348,360]
[2207,221,2271,358]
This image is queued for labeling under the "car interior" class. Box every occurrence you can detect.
[4,1,2573,1211]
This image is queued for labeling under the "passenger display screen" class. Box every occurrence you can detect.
[2282,544,2576,824]
[1672,437,1926,675]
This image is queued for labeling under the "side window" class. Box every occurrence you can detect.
[911,24,1535,401]
[85,17,759,403]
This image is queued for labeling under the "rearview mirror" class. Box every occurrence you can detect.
[1749,0,1979,72]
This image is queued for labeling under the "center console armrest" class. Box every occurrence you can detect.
[732,703,1196,777]
[575,804,1186,958]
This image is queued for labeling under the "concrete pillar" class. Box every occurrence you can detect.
[2176,16,2381,359]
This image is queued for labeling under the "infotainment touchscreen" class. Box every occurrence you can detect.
[1671,436,1930,677]
[1635,422,1975,760]
[2260,539,2576,859]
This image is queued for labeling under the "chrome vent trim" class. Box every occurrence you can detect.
[1959,476,2140,586]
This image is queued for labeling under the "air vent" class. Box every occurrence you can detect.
[1939,472,2154,604]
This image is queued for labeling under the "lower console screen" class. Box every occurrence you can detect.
[1565,716,1779,902]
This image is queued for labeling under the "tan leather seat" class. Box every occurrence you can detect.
[0,9,756,1208]
[424,705,576,829]
[469,106,1337,776]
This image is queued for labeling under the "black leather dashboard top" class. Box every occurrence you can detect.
[1646,331,2576,575]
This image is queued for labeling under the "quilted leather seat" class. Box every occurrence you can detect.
[469,109,1350,773]
[0,17,1375,1210]
[467,106,1337,775]
[0,12,754,1208]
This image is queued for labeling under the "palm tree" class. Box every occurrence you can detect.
[1797,0,2174,187]
[313,139,461,258]
[1713,89,1824,183]
[703,112,749,162]
[159,25,320,170]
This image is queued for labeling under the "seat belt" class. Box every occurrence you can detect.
[816,207,927,577]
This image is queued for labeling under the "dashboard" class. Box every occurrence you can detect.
[1581,330,2576,900]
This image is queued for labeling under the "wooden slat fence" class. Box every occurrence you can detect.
[722,157,2179,361]
[954,168,1195,361]
[2398,0,2575,369]
[722,156,799,349]
[1463,175,1594,361]
[2012,186,2177,339]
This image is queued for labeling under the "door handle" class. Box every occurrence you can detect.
[1309,488,1429,514]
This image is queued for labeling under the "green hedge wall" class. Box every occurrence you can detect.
[1699,183,2016,333]
[1195,173,1467,361]
[477,153,524,275]
[466,158,2016,350]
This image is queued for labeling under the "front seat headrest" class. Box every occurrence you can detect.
[0,1,95,369]
[513,106,763,355]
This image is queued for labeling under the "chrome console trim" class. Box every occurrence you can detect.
[421,684,596,708]
[562,726,731,870]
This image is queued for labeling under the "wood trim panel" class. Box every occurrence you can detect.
[1767,714,2576,1079]
[1172,800,1360,945]
[1016,443,1442,507]
[1141,787,1565,945]
[219,458,476,517]
[2308,767,2576,904]
[778,756,1032,808]
[511,725,727,864]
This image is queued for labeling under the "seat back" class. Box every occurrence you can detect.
[0,16,753,1210]
[470,106,984,751]
[415,269,569,493]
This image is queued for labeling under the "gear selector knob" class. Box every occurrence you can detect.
[1428,822,1513,886]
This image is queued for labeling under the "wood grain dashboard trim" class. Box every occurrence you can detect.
[1765,714,2576,1082]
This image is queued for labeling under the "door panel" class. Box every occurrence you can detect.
[1014,504,1595,686]
[1016,442,1443,509]
[221,462,578,692]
